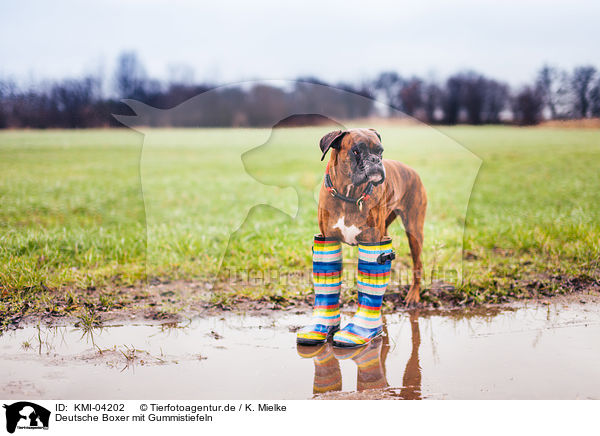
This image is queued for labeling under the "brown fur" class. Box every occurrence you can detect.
[318,128,427,305]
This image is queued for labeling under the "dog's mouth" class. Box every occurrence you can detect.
[353,165,385,186]
[369,168,385,185]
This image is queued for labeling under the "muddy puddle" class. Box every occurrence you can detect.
[1,299,599,399]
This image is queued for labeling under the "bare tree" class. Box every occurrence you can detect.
[483,79,509,123]
[372,71,402,115]
[0,80,7,128]
[570,66,597,118]
[51,77,99,127]
[398,77,423,117]
[336,82,375,118]
[443,76,462,124]
[512,86,544,125]
[536,65,560,119]
[441,73,509,124]
[114,52,148,99]
[461,72,487,124]
[245,84,287,126]
[423,82,442,123]
[590,79,600,117]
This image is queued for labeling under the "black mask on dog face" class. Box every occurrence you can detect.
[319,128,386,187]
[348,130,386,186]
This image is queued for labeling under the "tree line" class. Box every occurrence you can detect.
[1,52,599,128]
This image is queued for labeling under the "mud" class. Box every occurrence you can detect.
[1,296,599,399]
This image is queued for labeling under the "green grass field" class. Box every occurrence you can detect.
[1,126,599,325]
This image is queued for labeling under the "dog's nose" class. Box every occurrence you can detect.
[368,155,381,164]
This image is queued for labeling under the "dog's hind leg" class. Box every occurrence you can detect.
[401,213,424,306]
[398,185,426,306]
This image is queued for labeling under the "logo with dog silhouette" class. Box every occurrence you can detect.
[3,402,50,433]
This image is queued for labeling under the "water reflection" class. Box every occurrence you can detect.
[334,337,389,391]
[297,344,342,395]
[397,311,422,400]
[4,302,599,399]
[297,310,423,399]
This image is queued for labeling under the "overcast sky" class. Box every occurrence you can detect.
[1,0,598,88]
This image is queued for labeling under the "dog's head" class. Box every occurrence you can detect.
[320,128,385,186]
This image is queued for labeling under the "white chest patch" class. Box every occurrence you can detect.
[333,216,361,245]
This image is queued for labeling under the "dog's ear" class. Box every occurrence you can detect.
[319,130,347,161]
[369,128,381,142]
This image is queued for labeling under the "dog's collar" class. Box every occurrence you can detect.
[324,161,374,211]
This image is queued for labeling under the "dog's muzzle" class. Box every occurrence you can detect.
[367,164,386,186]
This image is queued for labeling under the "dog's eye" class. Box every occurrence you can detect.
[352,149,359,156]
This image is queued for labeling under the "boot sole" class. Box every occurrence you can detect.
[332,329,384,349]
[296,325,340,346]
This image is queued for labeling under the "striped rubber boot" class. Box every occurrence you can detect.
[296,235,342,346]
[333,238,393,348]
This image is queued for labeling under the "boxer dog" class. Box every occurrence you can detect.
[318,128,427,305]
